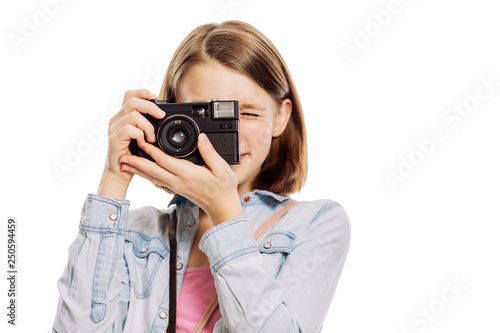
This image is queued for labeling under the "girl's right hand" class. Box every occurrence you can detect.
[97,89,166,199]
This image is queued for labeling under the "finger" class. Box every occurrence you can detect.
[140,141,189,175]
[122,89,158,106]
[120,153,178,185]
[121,163,172,188]
[110,111,156,143]
[111,97,165,126]
[197,134,228,173]
[112,123,148,148]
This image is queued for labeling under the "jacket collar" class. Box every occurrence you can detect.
[251,190,289,202]
[168,189,289,208]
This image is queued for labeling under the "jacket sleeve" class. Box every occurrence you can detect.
[200,201,351,333]
[53,194,131,333]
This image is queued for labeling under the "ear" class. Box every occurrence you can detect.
[272,98,292,137]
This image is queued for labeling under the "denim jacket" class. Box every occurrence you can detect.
[53,190,350,333]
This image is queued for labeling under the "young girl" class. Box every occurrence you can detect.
[53,20,350,333]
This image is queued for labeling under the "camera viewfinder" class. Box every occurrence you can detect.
[193,106,208,117]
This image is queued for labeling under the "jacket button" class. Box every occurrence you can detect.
[176,263,184,270]
[140,247,148,254]
[109,213,118,221]
[243,196,250,203]
[263,242,272,249]
[159,311,168,319]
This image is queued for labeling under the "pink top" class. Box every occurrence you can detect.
[175,267,222,333]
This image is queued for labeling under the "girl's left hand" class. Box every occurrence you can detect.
[119,133,243,225]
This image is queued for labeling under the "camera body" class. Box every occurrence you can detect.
[129,100,240,165]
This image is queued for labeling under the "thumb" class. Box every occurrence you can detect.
[197,133,226,171]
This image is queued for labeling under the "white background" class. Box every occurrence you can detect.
[1,0,499,332]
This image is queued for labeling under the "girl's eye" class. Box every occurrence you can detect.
[241,113,259,118]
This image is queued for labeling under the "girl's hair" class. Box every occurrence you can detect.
[159,20,307,196]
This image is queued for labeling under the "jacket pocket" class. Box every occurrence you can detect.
[258,231,296,277]
[124,231,169,298]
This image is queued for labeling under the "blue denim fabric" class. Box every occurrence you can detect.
[53,190,350,333]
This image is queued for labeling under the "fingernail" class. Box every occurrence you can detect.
[120,157,129,164]
[198,133,207,144]
[158,109,166,117]
[122,165,129,172]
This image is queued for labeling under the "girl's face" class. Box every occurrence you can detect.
[177,61,292,197]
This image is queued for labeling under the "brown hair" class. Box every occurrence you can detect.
[159,20,307,196]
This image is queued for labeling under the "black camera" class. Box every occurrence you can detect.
[129,100,240,165]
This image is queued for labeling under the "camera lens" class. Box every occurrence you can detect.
[157,115,199,157]
[171,129,186,144]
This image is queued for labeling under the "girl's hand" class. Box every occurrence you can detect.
[98,89,166,199]
[119,133,243,225]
